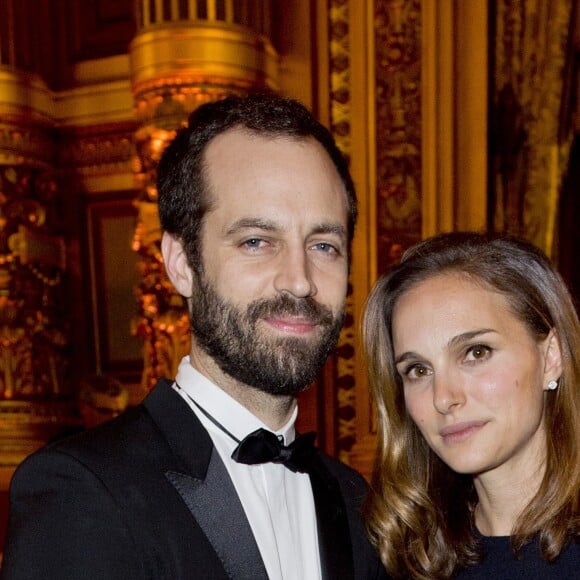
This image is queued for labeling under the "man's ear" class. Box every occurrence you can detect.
[161,232,194,298]
[542,329,563,389]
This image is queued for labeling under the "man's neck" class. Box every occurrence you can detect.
[188,348,297,431]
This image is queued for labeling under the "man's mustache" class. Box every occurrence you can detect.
[247,294,335,326]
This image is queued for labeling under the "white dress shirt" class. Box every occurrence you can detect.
[173,356,322,580]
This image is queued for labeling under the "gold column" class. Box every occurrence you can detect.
[421,0,488,237]
[128,0,279,392]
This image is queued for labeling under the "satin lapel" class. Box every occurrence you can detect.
[143,381,267,580]
[165,449,269,580]
[144,381,268,579]
[143,379,213,477]
[309,454,355,580]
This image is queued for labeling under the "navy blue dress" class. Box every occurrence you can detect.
[455,534,580,579]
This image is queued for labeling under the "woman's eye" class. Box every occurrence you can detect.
[405,364,431,380]
[465,344,492,362]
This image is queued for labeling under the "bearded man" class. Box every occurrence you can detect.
[1,94,387,580]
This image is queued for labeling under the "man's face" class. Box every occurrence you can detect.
[189,128,350,396]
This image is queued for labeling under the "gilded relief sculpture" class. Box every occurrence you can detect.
[0,167,68,400]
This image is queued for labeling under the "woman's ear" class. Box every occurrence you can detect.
[161,232,193,298]
[542,329,563,390]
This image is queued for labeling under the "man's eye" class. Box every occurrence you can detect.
[242,238,265,249]
[312,242,338,254]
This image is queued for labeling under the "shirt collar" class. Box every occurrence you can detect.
[175,356,297,445]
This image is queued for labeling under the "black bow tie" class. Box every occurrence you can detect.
[231,428,316,473]
[174,384,317,474]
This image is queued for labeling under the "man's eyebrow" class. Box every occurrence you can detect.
[310,223,347,239]
[225,219,347,239]
[225,218,279,235]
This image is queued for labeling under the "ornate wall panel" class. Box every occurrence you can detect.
[374,0,423,277]
[0,69,79,476]
[326,0,422,476]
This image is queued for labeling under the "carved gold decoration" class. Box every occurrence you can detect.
[0,167,68,400]
[374,0,422,275]
[58,127,136,179]
[0,68,79,468]
[492,0,574,255]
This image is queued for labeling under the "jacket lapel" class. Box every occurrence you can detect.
[166,451,269,580]
[309,454,356,580]
[143,380,269,580]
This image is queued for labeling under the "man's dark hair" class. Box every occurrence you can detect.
[156,92,357,269]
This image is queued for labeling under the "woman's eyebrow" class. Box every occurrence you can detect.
[394,329,497,365]
[447,329,496,350]
[394,351,422,365]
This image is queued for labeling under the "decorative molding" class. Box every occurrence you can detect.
[58,125,137,173]
[0,119,54,168]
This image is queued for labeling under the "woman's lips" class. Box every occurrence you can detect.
[439,421,487,443]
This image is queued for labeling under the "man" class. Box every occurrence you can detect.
[1,94,387,579]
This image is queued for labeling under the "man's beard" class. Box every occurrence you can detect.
[189,272,345,397]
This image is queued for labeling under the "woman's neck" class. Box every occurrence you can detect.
[473,454,546,536]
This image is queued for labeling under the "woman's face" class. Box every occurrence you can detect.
[391,273,561,482]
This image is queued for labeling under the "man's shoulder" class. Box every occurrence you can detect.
[40,378,179,461]
[21,403,154,471]
[315,449,369,496]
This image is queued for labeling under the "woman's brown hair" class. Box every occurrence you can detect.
[362,232,580,579]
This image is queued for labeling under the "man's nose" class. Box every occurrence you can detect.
[273,246,317,299]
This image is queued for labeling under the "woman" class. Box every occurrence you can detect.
[362,232,580,579]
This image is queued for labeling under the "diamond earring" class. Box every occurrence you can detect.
[547,379,558,391]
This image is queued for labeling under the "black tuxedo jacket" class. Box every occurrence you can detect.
[1,380,387,580]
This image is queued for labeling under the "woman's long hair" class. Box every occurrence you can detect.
[362,232,580,579]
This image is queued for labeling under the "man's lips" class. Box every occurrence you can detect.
[262,316,319,334]
[439,421,487,443]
